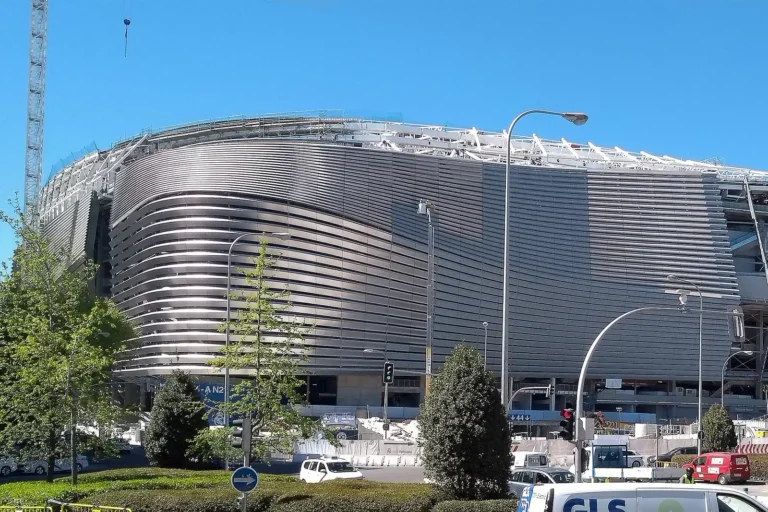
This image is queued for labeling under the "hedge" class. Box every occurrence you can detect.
[0,468,283,505]
[93,481,442,512]
[0,467,516,511]
[432,500,518,512]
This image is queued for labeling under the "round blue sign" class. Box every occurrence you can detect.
[231,466,259,493]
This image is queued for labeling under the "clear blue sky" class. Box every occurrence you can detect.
[1,1,767,263]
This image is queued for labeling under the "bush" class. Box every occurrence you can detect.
[670,453,697,467]
[702,405,737,453]
[433,500,518,512]
[145,371,209,468]
[0,468,278,505]
[745,454,768,481]
[94,480,440,512]
[420,344,511,500]
[0,468,441,511]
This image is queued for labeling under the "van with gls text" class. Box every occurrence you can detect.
[683,452,750,485]
[516,483,768,512]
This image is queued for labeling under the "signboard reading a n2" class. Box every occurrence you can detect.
[231,466,259,493]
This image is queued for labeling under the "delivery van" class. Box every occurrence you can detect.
[516,482,768,512]
[683,452,750,485]
[512,451,548,469]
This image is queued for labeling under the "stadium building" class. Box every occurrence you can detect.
[37,113,768,427]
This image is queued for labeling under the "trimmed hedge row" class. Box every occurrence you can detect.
[433,500,519,512]
[1,468,517,511]
[0,468,283,505]
[93,480,443,512]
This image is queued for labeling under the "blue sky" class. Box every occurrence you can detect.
[1,1,767,262]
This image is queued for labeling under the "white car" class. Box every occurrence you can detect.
[25,455,89,475]
[0,457,17,477]
[299,457,363,483]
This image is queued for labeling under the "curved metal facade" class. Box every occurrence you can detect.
[98,138,740,380]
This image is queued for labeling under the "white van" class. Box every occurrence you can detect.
[512,451,548,469]
[516,482,768,512]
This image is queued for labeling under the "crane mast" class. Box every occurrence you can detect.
[24,0,48,225]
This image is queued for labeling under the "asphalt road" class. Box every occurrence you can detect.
[359,466,424,483]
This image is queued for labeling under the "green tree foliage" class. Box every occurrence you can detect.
[702,404,737,453]
[0,201,135,482]
[187,427,241,468]
[145,371,208,468]
[209,238,331,463]
[419,344,512,500]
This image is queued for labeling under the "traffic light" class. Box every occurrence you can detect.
[383,362,394,384]
[231,417,252,459]
[559,406,575,441]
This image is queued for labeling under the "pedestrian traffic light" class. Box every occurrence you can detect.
[231,417,252,458]
[383,362,394,384]
[559,405,575,441]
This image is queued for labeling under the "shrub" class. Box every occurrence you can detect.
[702,405,737,453]
[420,344,511,500]
[145,370,209,468]
[670,453,697,467]
[433,500,518,512]
[745,454,768,481]
[0,468,441,511]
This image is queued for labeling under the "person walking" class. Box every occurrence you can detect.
[679,467,695,484]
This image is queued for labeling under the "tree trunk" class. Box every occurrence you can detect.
[46,428,56,483]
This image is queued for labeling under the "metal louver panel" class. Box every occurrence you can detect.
[106,140,739,380]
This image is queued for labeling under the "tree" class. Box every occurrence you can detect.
[145,370,208,467]
[702,404,737,453]
[209,238,330,463]
[419,343,512,500]
[0,200,135,482]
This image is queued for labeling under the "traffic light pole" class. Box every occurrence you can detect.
[383,381,389,440]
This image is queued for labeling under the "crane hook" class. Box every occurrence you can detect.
[124,18,131,57]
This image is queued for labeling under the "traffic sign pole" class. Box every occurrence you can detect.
[231,466,259,512]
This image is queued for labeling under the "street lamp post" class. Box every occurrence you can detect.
[667,274,704,455]
[417,200,435,396]
[501,110,588,411]
[482,321,489,370]
[616,407,623,434]
[721,350,754,409]
[223,231,291,435]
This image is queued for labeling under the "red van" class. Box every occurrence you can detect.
[683,452,750,484]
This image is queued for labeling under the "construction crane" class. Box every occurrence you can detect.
[24,0,48,226]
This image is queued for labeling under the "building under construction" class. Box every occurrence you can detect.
[36,113,768,425]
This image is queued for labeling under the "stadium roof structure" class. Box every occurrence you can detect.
[38,113,768,224]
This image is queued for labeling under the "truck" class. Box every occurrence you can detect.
[570,438,684,482]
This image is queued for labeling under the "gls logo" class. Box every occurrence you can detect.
[564,499,626,512]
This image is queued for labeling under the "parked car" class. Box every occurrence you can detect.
[508,467,574,498]
[0,457,17,477]
[683,452,750,485]
[624,449,645,467]
[114,440,133,455]
[24,455,89,475]
[647,445,698,465]
[299,457,363,483]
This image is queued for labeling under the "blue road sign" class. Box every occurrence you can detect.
[231,466,259,493]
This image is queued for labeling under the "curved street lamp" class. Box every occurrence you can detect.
[501,110,588,410]
[667,274,704,455]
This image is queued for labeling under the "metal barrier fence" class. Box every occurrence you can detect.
[0,506,53,512]
[61,505,131,512]
[45,503,130,512]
